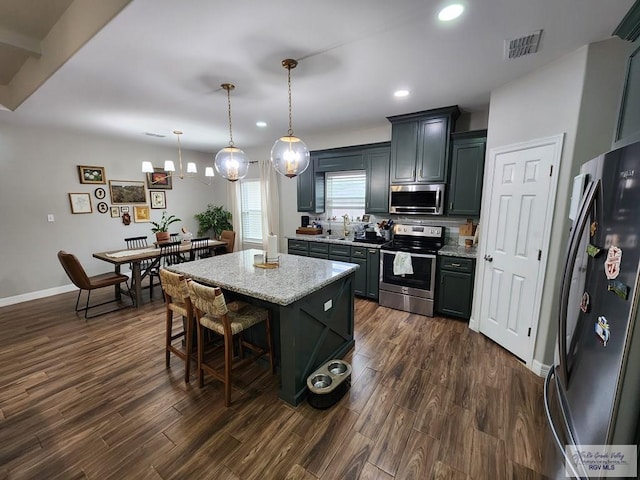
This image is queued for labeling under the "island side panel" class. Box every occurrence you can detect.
[278,271,356,406]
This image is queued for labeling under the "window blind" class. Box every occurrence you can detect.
[325,170,366,219]
[240,179,263,243]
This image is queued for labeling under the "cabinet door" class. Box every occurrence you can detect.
[437,270,473,319]
[417,117,448,182]
[390,121,418,183]
[615,41,640,146]
[365,147,391,213]
[297,158,315,212]
[351,256,367,297]
[448,138,486,216]
[366,248,380,299]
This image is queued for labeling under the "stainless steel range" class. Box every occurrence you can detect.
[379,224,444,316]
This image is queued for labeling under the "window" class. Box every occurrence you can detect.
[240,179,263,243]
[325,170,366,219]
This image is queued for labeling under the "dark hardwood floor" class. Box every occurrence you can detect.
[0,288,549,479]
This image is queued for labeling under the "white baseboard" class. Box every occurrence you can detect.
[0,284,77,307]
[468,315,479,332]
[531,359,551,378]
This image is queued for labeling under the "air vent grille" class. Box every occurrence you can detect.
[505,29,543,59]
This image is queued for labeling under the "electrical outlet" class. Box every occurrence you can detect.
[324,299,332,311]
[47,214,55,222]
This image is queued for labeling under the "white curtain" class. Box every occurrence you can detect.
[259,160,280,250]
[226,180,243,252]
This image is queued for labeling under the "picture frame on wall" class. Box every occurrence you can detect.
[78,165,106,184]
[109,180,146,204]
[68,193,93,214]
[120,206,129,214]
[110,206,120,218]
[150,190,166,209]
[146,168,172,190]
[133,205,151,222]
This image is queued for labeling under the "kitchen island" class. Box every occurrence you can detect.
[167,249,358,406]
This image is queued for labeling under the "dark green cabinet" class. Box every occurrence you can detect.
[436,256,475,320]
[366,248,380,299]
[297,157,325,213]
[365,146,390,213]
[287,239,309,256]
[388,106,460,184]
[448,130,487,217]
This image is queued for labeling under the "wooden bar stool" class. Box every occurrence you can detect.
[188,280,274,406]
[159,269,195,383]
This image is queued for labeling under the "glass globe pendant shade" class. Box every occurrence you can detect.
[270,135,310,178]
[214,146,249,182]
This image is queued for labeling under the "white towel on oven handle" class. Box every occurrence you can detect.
[393,251,413,276]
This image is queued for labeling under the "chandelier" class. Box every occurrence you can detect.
[142,130,214,185]
[270,59,310,178]
[214,83,250,182]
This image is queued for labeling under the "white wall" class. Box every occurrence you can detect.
[478,37,631,367]
[0,121,227,302]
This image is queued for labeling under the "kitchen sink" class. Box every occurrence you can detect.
[317,234,346,240]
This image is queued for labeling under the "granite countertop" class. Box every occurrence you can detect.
[167,248,358,306]
[287,234,387,249]
[438,245,478,259]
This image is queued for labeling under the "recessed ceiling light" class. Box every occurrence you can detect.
[438,4,464,21]
[256,121,267,127]
[394,90,410,98]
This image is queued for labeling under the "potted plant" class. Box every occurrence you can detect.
[150,211,181,242]
[194,204,232,238]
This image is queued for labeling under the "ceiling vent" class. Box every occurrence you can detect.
[505,30,543,59]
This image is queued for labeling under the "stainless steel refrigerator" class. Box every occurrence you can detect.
[544,140,640,479]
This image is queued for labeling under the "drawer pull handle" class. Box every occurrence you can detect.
[450,263,461,267]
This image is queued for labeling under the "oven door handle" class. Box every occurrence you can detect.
[381,250,436,259]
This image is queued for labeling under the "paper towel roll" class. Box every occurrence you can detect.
[267,234,278,261]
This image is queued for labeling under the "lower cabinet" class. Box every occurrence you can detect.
[436,256,475,319]
[290,240,380,300]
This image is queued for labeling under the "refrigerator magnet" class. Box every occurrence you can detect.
[586,244,602,257]
[607,279,629,300]
[580,292,590,313]
[595,316,610,347]
[590,221,598,237]
[604,246,622,279]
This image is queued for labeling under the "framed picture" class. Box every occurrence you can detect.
[150,190,166,209]
[133,205,151,222]
[120,206,129,214]
[110,206,120,218]
[146,167,172,190]
[68,193,92,214]
[362,214,371,223]
[109,180,146,204]
[94,187,106,199]
[96,202,109,214]
[78,165,106,184]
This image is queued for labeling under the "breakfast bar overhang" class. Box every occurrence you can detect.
[168,249,357,406]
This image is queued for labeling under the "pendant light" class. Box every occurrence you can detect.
[270,59,310,178]
[215,83,249,182]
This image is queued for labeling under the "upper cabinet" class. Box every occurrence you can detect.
[613,4,640,148]
[364,144,390,213]
[448,130,487,217]
[297,155,325,213]
[388,106,460,184]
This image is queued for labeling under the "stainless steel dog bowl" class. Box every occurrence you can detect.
[306,359,352,409]
[328,361,348,375]
[311,374,332,389]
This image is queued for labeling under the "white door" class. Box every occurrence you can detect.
[478,136,562,361]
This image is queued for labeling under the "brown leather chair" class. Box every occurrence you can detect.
[57,250,134,319]
[188,280,274,406]
[159,269,195,382]
[219,230,235,254]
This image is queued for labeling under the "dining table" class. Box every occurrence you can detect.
[93,239,226,307]
[167,248,358,406]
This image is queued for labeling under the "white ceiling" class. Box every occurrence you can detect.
[0,0,635,153]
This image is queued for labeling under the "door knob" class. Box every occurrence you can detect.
[484,254,493,262]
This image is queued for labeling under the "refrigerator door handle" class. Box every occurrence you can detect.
[558,179,600,386]
[543,366,585,479]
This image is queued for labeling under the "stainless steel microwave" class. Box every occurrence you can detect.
[389,183,445,215]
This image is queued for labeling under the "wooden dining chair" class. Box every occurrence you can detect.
[188,280,274,406]
[159,269,195,382]
[57,250,134,319]
[219,230,236,254]
[149,240,184,299]
[189,237,212,261]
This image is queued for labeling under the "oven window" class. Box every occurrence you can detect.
[381,252,434,291]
